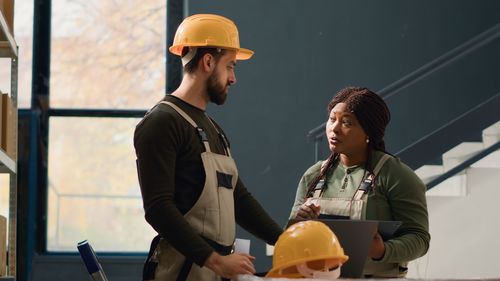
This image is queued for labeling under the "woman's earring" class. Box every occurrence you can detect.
[366,138,370,143]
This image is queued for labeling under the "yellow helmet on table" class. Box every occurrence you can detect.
[267,220,349,279]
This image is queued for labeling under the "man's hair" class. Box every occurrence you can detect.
[182,47,227,74]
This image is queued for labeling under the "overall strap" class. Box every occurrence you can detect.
[353,154,391,201]
[311,179,325,199]
[160,101,211,153]
[374,154,391,175]
[142,235,161,281]
[206,116,232,157]
[311,160,329,198]
[312,154,391,200]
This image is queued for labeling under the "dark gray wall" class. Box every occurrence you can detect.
[32,0,500,279]
[190,0,500,273]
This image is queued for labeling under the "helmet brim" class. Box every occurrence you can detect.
[169,45,254,60]
[266,254,349,278]
[236,47,254,60]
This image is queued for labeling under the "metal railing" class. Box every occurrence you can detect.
[426,140,500,189]
[395,92,500,169]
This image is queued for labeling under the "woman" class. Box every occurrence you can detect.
[290,86,430,277]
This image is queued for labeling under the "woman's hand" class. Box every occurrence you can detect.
[295,200,320,219]
[368,232,385,260]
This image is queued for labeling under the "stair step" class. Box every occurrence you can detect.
[425,172,468,197]
[482,120,500,147]
[415,164,468,196]
[472,149,500,168]
[442,142,484,171]
[415,165,443,183]
[415,121,500,199]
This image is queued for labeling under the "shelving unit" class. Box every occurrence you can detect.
[0,1,17,279]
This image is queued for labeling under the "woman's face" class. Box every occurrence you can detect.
[325,102,369,158]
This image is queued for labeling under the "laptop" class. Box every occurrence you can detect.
[287,218,400,278]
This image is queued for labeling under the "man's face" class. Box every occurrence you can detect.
[207,51,237,105]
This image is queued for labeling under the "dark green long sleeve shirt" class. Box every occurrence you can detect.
[290,150,430,274]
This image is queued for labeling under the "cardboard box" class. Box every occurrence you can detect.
[0,90,3,147]
[7,95,15,160]
[0,0,14,36]
[0,93,7,153]
[0,215,6,276]
[1,93,15,160]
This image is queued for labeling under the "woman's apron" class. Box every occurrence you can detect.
[143,101,238,281]
[306,154,406,277]
[307,155,391,220]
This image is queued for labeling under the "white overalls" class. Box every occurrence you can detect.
[144,101,238,281]
[306,154,406,277]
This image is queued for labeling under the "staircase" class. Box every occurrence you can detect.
[303,20,500,277]
[407,121,500,278]
[415,121,500,196]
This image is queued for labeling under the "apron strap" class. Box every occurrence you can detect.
[160,101,197,127]
[219,131,232,157]
[312,154,391,200]
[176,260,193,281]
[206,115,232,157]
[160,101,211,153]
[374,154,391,175]
[353,154,391,201]
[312,179,325,199]
[143,235,161,281]
[311,160,329,198]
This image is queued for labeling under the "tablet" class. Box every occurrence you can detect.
[377,220,402,241]
[317,214,401,241]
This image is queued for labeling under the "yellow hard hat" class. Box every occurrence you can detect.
[267,220,349,278]
[169,14,253,60]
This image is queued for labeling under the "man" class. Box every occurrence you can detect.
[134,14,283,281]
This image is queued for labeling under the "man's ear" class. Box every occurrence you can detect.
[201,53,215,72]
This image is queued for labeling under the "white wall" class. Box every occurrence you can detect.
[408,163,500,278]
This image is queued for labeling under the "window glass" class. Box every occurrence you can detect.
[50,0,166,109]
[47,117,154,251]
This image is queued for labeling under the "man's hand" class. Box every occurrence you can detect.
[204,252,256,279]
[295,202,321,219]
[368,232,385,260]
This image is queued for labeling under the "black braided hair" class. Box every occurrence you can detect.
[305,86,391,198]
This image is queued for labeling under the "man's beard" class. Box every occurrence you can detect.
[207,71,228,105]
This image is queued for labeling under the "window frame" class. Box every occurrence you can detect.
[23,0,184,279]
